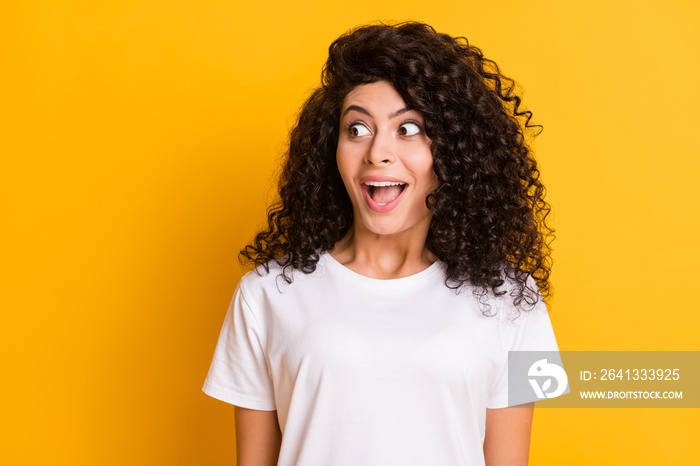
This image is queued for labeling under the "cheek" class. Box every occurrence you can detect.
[415,151,438,191]
[425,148,438,191]
[335,148,357,193]
[428,170,439,192]
[335,152,349,184]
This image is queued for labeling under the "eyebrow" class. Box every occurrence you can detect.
[342,105,413,119]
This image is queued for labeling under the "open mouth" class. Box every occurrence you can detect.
[362,180,407,210]
[365,181,407,205]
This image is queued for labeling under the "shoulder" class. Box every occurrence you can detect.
[479,271,545,322]
[482,272,558,354]
[237,257,326,298]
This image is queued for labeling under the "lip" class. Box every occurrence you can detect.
[360,176,408,213]
[360,176,407,184]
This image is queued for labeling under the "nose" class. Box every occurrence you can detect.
[365,130,396,166]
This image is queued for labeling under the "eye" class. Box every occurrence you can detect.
[399,122,421,136]
[348,123,370,137]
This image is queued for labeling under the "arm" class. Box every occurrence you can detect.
[234,406,282,466]
[483,403,534,466]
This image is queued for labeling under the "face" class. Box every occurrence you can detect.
[336,81,438,238]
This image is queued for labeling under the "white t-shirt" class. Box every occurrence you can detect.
[203,252,561,465]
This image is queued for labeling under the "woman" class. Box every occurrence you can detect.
[204,22,561,465]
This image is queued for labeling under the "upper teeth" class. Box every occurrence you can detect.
[365,181,405,186]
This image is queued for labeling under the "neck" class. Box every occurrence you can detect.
[329,222,436,279]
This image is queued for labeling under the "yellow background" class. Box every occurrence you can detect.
[2,0,698,464]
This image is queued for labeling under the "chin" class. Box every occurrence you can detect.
[357,214,431,238]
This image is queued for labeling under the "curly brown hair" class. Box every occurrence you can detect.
[240,21,554,312]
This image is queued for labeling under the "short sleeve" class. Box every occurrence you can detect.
[202,284,276,410]
[486,281,563,408]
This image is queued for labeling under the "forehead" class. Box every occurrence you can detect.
[341,81,408,112]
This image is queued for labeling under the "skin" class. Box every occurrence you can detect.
[484,403,535,465]
[331,80,438,278]
[234,407,281,466]
[233,81,534,465]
